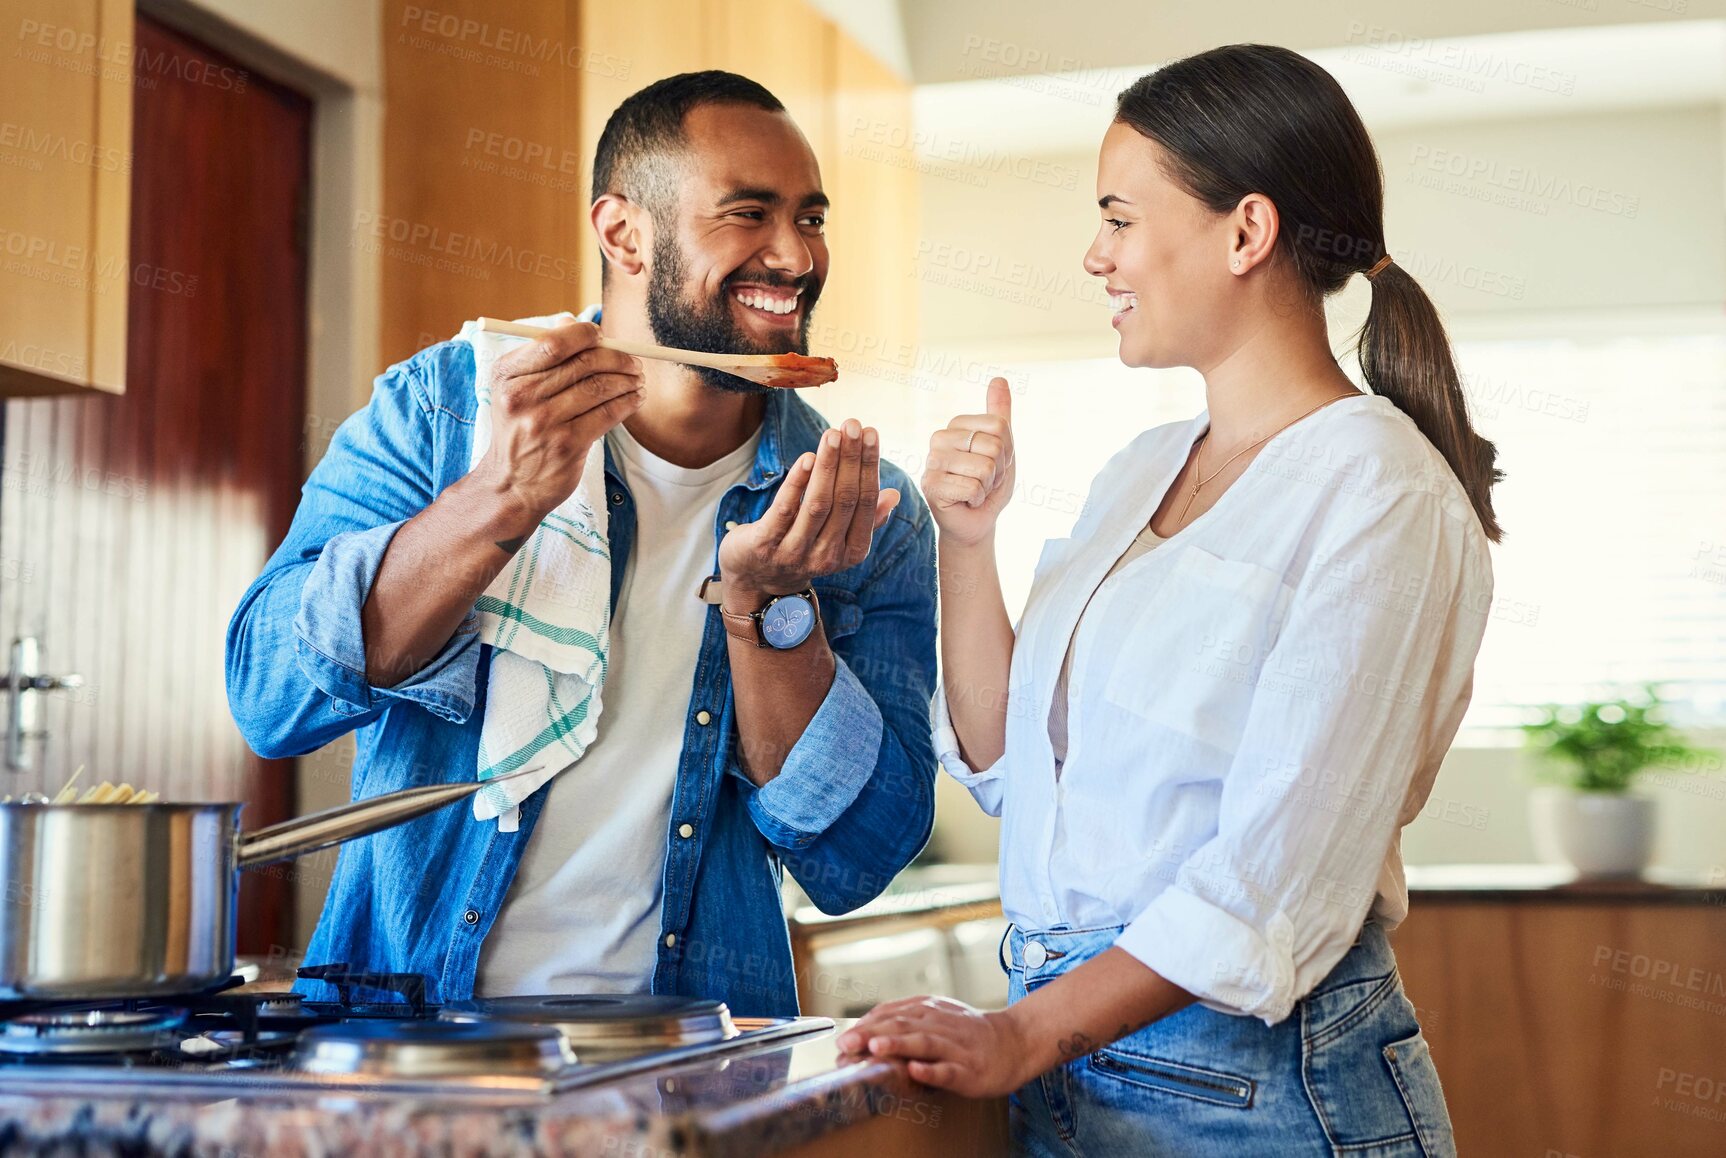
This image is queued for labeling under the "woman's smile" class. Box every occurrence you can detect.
[1109,288,1138,329]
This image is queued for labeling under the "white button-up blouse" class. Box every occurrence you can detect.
[934,394,1494,1025]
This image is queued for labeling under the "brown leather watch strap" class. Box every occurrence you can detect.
[719,607,763,647]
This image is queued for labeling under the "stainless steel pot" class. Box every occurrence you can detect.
[0,767,536,999]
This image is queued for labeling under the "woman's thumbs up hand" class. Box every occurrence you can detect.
[923,377,1017,547]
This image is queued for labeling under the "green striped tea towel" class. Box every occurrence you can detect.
[458,309,610,832]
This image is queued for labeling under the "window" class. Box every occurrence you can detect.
[1449,328,1726,735]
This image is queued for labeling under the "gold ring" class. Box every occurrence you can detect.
[963,430,977,454]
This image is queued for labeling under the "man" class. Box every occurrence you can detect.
[226,72,937,1016]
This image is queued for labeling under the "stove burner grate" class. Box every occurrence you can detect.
[293,1019,575,1078]
[0,1006,190,1056]
[439,994,738,1059]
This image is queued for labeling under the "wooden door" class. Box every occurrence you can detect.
[0,15,310,953]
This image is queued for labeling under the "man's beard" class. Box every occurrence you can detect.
[645,231,820,395]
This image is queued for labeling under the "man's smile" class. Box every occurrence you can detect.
[730,282,804,327]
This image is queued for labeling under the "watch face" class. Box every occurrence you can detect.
[761,593,817,649]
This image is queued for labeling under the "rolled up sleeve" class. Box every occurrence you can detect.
[741,655,883,848]
[293,521,482,723]
[227,344,484,759]
[931,684,1005,816]
[754,490,939,914]
[1116,491,1490,1025]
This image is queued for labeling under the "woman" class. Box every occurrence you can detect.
[837,45,1499,1156]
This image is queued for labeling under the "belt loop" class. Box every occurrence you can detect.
[998,921,1016,973]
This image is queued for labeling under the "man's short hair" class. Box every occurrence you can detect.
[591,70,786,217]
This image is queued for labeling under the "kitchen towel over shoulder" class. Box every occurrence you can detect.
[458,308,611,832]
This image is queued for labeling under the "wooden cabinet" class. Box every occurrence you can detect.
[0,0,132,396]
[378,0,586,366]
[813,33,919,421]
[1393,888,1726,1156]
[574,0,715,308]
[710,0,834,170]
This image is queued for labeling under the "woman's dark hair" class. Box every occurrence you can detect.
[1115,44,1503,542]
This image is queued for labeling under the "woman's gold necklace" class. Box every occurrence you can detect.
[1173,394,1354,529]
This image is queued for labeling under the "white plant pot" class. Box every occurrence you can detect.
[1528,787,1655,878]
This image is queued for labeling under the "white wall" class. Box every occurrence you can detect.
[910,100,1726,878]
[897,0,1726,84]
[914,103,1725,363]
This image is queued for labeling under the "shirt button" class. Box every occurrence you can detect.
[695,709,712,726]
[664,933,677,949]
[1023,941,1048,968]
[462,909,480,926]
[609,492,624,506]
[678,823,694,839]
[724,520,739,531]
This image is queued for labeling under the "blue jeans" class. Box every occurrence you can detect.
[1004,922,1456,1157]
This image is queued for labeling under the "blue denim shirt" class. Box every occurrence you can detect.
[225,339,938,1016]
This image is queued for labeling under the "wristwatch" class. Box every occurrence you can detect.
[721,587,822,650]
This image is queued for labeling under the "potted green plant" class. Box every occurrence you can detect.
[1521,684,1709,877]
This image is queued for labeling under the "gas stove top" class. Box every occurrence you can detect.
[0,966,830,1103]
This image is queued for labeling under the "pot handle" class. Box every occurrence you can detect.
[235,766,544,869]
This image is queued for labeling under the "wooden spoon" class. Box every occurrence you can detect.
[476,317,837,389]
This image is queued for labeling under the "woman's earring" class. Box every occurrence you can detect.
[1231,259,1241,271]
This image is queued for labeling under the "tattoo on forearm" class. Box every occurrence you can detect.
[494,536,526,555]
[1055,1021,1144,1063]
[1054,1031,1097,1061]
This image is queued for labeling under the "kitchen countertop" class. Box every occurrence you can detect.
[0,1019,1001,1157]
[1403,862,1726,903]
[786,864,1001,931]
[810,862,1726,916]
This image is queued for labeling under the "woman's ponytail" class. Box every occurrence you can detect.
[1359,260,1504,542]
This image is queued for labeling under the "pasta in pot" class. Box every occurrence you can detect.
[62,781,160,804]
[0,766,161,805]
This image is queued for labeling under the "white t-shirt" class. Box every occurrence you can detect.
[474,422,760,996]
